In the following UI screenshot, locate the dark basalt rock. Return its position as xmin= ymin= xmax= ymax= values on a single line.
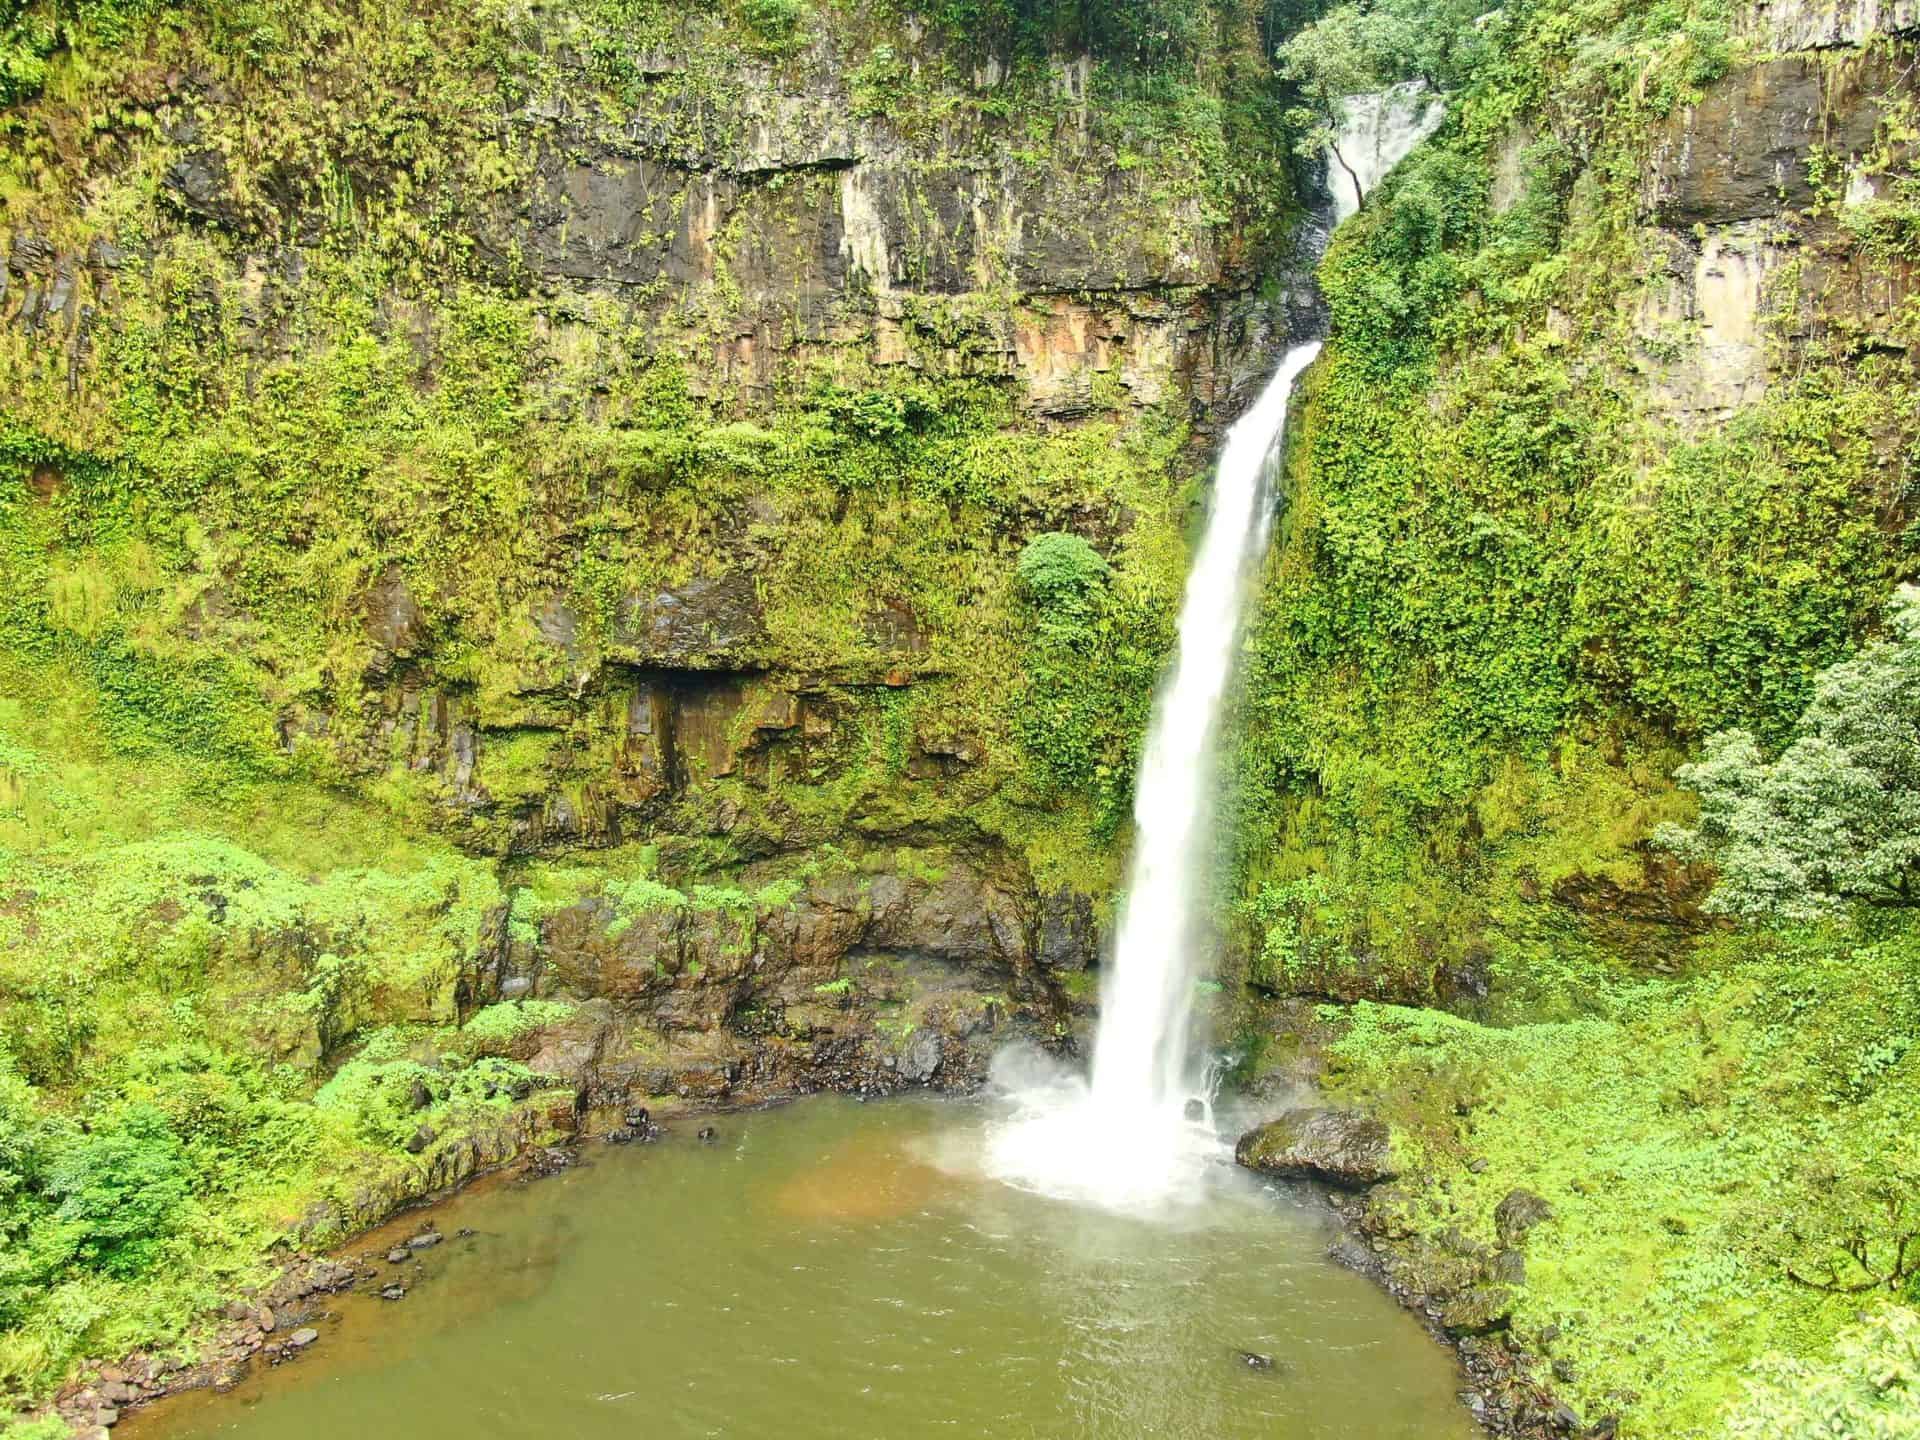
xmin=609 ymin=574 xmax=767 ymax=669
xmin=1035 ymin=889 xmax=1098 ymax=972
xmin=1441 ymin=1284 xmax=1515 ymax=1334
xmin=1646 ymin=52 xmax=1897 ymax=225
xmin=1487 ymin=1249 xmax=1528 ymax=1287
xmin=361 ymin=569 xmax=429 ymax=660
xmin=1495 ymin=1190 xmax=1555 ymax=1248
xmin=523 ymin=1146 xmax=576 ymax=1179
xmin=1234 ymin=1108 xmax=1399 ymax=1188
xmin=163 ymin=149 xmax=247 ymax=227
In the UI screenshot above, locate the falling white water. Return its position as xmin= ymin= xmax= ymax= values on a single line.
xmin=1327 ymin=81 xmax=1447 ymax=226
xmin=985 ymin=87 xmax=1444 ymax=1214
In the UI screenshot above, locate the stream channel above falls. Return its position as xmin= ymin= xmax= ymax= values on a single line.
xmin=125 ymin=1095 xmax=1477 ymax=1440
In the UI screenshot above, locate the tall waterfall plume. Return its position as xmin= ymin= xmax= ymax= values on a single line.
xmin=985 ymin=88 xmax=1443 ymax=1212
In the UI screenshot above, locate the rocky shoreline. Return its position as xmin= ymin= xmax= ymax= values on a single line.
xmin=1234 ymin=1104 xmax=1615 ymax=1440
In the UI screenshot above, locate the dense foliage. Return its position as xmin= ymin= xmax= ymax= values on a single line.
xmin=1222 ymin=0 xmax=1920 ymax=1431
xmin=4 ymin=0 xmax=1919 ymax=1432
xmin=1730 ymin=1307 xmax=1920 ymax=1440
xmin=0 ymin=0 xmax=1295 ymax=1414
xmin=1657 ymin=587 xmax=1920 ymax=921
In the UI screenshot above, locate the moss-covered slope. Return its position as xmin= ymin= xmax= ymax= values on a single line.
xmin=1224 ymin=1 xmax=1920 ymax=1434
xmin=0 ymin=0 xmax=1303 ymax=1414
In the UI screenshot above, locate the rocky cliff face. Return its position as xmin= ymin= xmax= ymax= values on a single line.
xmin=0 ymin=1 xmax=1300 ymax=1130
xmin=1634 ymin=42 xmax=1917 ymax=420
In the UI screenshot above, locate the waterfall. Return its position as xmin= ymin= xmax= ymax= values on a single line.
xmin=985 ymin=88 xmax=1443 ymax=1212
xmin=1326 ymin=81 xmax=1446 ymax=226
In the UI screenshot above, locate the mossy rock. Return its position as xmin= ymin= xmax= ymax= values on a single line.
xmin=1233 ymin=1107 xmax=1400 ymax=1188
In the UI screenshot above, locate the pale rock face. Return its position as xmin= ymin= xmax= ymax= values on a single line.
xmin=1488 ymin=126 xmax=1535 ymax=216
xmin=1629 ymin=42 xmax=1918 ymax=423
xmin=1633 ymin=223 xmax=1789 ymax=420
xmin=1738 ymin=0 xmax=1920 ymax=50
xmin=837 ymin=166 xmax=894 ymax=294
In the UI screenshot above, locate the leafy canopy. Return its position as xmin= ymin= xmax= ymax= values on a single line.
xmin=1016 ymin=532 xmax=1112 ymax=611
xmin=1658 ymin=586 xmax=1920 ymax=921
xmin=1728 ymin=1305 xmax=1920 ymax=1440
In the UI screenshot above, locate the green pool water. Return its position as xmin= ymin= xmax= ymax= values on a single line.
xmin=128 ymin=1096 xmax=1476 ymax=1440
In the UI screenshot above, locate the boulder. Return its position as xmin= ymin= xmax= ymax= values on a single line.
xmin=898 ymin=1028 xmax=944 ymax=1084
xmin=1234 ymin=1108 xmax=1399 ymax=1188
xmin=1440 ymin=1283 xmax=1514 ymax=1334
xmin=1495 ymin=1188 xmax=1555 ymax=1247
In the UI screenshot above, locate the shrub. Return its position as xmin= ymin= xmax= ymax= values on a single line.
xmin=1657 ymin=586 xmax=1920 ymax=921
xmin=1728 ymin=1305 xmax=1920 ymax=1439
xmin=43 ymin=1105 xmax=192 ymax=1279
xmin=1016 ymin=532 xmax=1111 ymax=611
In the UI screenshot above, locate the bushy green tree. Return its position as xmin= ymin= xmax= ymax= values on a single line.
xmin=1728 ymin=1305 xmax=1920 ymax=1439
xmin=1658 ymin=586 xmax=1920 ymax=921
xmin=1016 ymin=531 xmax=1112 ymax=611
xmin=0 ymin=1062 xmax=58 ymax=1328
xmin=43 ymin=1104 xmax=192 ymax=1278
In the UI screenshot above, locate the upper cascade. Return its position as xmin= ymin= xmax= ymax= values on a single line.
xmin=1327 ymin=81 xmax=1447 ymax=225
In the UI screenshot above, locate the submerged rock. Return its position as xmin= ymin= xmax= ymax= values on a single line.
xmin=1234 ymin=1108 xmax=1398 ymax=1188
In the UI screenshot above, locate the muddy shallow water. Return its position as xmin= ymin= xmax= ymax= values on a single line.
xmin=127 ymin=1096 xmax=1476 ymax=1440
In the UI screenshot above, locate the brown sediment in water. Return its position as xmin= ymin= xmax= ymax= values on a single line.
xmin=767 ymin=1129 xmax=945 ymax=1221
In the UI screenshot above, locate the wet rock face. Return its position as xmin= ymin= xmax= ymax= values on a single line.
xmin=531 ymin=858 xmax=1039 ymax=1007
xmin=1645 ymin=55 xmax=1891 ymax=225
xmin=363 ymin=569 xmax=430 ymax=660
xmin=609 ymin=575 xmax=767 ymax=670
xmin=1631 ymin=47 xmax=1919 ymax=425
xmin=1234 ymin=1108 xmax=1399 ymax=1188
xmin=1035 ymin=889 xmax=1099 ymax=971
xmin=485 ymin=855 xmax=1085 ymax=1112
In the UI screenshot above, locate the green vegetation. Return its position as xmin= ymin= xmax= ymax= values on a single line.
xmin=0 ymin=0 xmax=1302 ymax=1418
xmin=0 ymin=687 xmax=562 ymax=1405
xmin=1321 ymin=918 xmax=1920 ymax=1435
xmin=1731 ymin=1306 xmax=1920 ymax=1439
xmin=1656 ymin=587 xmax=1920 ymax=921
xmin=1224 ymin=0 xmax=1920 ymax=1432
xmin=3 ymin=0 xmax=1916 ymax=1432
